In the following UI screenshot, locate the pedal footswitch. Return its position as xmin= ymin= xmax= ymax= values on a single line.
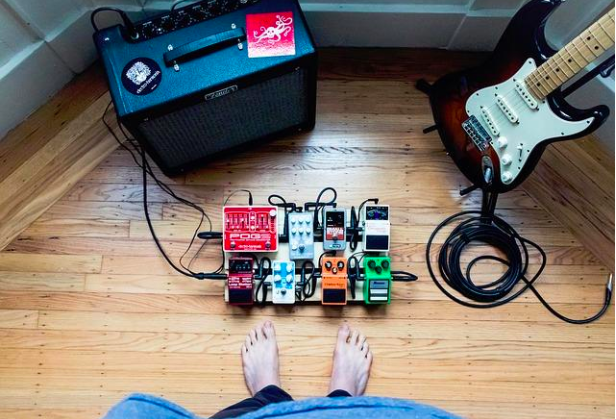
xmin=272 ymin=261 xmax=296 ymax=304
xmin=228 ymin=257 xmax=254 ymax=306
xmin=321 ymin=256 xmax=347 ymax=305
xmin=363 ymin=256 xmax=392 ymax=304
xmin=323 ymin=208 xmax=347 ymax=251
xmin=363 ymin=205 xmax=390 ymax=252
xmin=288 ymin=212 xmax=315 ymax=260
xmin=223 ymin=206 xmax=278 ymax=252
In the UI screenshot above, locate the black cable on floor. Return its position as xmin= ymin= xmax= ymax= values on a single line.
xmin=426 ymin=211 xmax=612 ymax=324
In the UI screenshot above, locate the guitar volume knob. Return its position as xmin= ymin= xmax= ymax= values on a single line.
xmin=502 ymin=171 xmax=513 ymax=183
xmin=497 ymin=137 xmax=508 ymax=149
xmin=501 ymin=155 xmax=512 ymax=166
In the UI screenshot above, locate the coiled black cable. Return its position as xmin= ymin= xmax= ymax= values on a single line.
xmin=426 ymin=211 xmax=612 ymax=324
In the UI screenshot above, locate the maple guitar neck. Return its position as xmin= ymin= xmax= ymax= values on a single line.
xmin=526 ymin=7 xmax=615 ymax=100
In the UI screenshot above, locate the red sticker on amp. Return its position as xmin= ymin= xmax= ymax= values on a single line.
xmin=246 ymin=12 xmax=295 ymax=58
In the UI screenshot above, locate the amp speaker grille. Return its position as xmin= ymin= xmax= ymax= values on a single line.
xmin=138 ymin=68 xmax=309 ymax=171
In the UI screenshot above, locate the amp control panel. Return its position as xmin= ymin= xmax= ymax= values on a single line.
xmin=133 ymin=0 xmax=261 ymax=42
xmin=223 ymin=206 xmax=278 ymax=252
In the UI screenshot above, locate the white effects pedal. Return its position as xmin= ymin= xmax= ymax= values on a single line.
xmin=288 ymin=212 xmax=315 ymax=260
xmin=272 ymin=261 xmax=296 ymax=304
xmin=363 ymin=205 xmax=390 ymax=252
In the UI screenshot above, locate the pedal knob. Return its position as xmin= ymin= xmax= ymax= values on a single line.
xmin=502 ymin=171 xmax=513 ymax=183
xmin=287 ymin=264 xmax=294 ymax=273
xmin=497 ymin=137 xmax=508 ymax=149
xmin=265 ymin=241 xmax=271 ymax=249
xmin=286 ymin=274 xmax=293 ymax=282
xmin=368 ymin=260 xmax=377 ymax=269
xmin=381 ymin=260 xmax=390 ymax=269
xmin=291 ymin=244 xmax=298 ymax=251
xmin=299 ymin=244 xmax=305 ymax=252
xmin=275 ymin=274 xmax=281 ymax=281
xmin=325 ymin=261 xmax=333 ymax=270
xmin=269 ymin=209 xmax=277 ymax=218
xmin=337 ymin=261 xmax=345 ymax=270
xmin=501 ymin=155 xmax=512 ymax=166
xmin=291 ymin=228 xmax=298 ymax=235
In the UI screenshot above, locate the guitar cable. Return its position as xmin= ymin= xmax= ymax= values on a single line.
xmin=426 ymin=211 xmax=612 ymax=324
xmin=102 ymin=102 xmax=226 ymax=281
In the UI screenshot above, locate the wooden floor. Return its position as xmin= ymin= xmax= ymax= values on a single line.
xmin=0 ymin=49 xmax=613 ymax=419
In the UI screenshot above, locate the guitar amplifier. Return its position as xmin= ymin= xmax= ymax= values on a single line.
xmin=94 ymin=0 xmax=317 ymax=175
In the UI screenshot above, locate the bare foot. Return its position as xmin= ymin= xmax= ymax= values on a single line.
xmin=241 ymin=321 xmax=281 ymax=396
xmin=328 ymin=324 xmax=373 ymax=396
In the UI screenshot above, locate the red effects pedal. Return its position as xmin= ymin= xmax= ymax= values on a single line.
xmin=223 ymin=206 xmax=279 ymax=252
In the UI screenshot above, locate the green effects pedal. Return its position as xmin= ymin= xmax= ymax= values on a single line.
xmin=363 ymin=257 xmax=392 ymax=304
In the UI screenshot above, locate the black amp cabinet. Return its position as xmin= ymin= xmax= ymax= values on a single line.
xmin=94 ymin=0 xmax=317 ymax=175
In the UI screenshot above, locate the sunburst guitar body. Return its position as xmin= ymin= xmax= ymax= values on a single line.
xmin=428 ymin=0 xmax=614 ymax=193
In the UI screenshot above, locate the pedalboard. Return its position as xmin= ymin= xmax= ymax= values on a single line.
xmin=223 ymin=206 xmax=278 ymax=252
xmin=272 ymin=261 xmax=296 ymax=304
xmin=228 ymin=257 xmax=254 ymax=306
xmin=323 ymin=208 xmax=347 ymax=251
xmin=219 ymin=191 xmax=413 ymax=306
xmin=363 ymin=205 xmax=391 ymax=252
xmin=363 ymin=256 xmax=392 ymax=304
xmin=288 ymin=212 xmax=315 ymax=260
xmin=321 ymin=256 xmax=348 ymax=305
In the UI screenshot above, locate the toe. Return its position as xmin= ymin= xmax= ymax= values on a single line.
xmin=359 ymin=334 xmax=367 ymax=350
xmin=337 ymin=324 xmax=350 ymax=344
xmin=350 ymin=329 xmax=360 ymax=346
xmin=245 ymin=335 xmax=252 ymax=348
xmin=258 ymin=323 xmax=268 ymax=340
xmin=250 ymin=328 xmax=258 ymax=343
xmin=367 ymin=351 xmax=373 ymax=364
xmin=241 ymin=344 xmax=248 ymax=355
xmin=361 ymin=342 xmax=369 ymax=355
xmin=264 ymin=321 xmax=275 ymax=339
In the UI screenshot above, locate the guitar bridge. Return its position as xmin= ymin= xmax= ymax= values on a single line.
xmin=462 ymin=115 xmax=491 ymax=152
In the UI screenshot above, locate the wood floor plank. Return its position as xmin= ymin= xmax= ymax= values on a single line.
xmin=0 ymin=254 xmax=102 ymax=274
xmin=35 ymin=310 xmax=614 ymax=344
xmin=2 ymin=348 xmax=612 ymax=385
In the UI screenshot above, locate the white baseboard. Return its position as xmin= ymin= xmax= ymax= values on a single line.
xmin=0 ymin=42 xmax=74 ymax=140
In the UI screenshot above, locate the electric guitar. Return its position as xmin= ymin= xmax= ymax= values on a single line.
xmin=428 ymin=0 xmax=614 ymax=193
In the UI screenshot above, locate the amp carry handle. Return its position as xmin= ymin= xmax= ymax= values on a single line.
xmin=163 ymin=27 xmax=246 ymax=66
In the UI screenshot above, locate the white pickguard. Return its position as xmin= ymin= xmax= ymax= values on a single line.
xmin=465 ymin=59 xmax=594 ymax=185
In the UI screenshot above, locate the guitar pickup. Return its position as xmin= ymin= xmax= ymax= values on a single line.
xmin=515 ymin=81 xmax=538 ymax=110
xmin=496 ymin=95 xmax=519 ymax=123
xmin=480 ymin=107 xmax=500 ymax=136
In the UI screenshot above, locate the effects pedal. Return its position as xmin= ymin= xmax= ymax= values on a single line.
xmin=223 ymin=206 xmax=278 ymax=252
xmin=363 ymin=205 xmax=390 ymax=252
xmin=363 ymin=256 xmax=392 ymax=305
xmin=321 ymin=256 xmax=347 ymax=305
xmin=228 ymin=257 xmax=254 ymax=306
xmin=288 ymin=212 xmax=315 ymax=260
xmin=272 ymin=261 xmax=296 ymax=304
xmin=323 ymin=208 xmax=347 ymax=251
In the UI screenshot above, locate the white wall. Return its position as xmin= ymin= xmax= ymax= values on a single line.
xmin=0 ymin=0 xmax=613 ymax=151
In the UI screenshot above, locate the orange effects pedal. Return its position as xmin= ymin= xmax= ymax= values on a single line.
xmin=321 ymin=256 xmax=348 ymax=305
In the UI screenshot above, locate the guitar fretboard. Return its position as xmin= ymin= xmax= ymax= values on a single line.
xmin=526 ymin=7 xmax=615 ymax=100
